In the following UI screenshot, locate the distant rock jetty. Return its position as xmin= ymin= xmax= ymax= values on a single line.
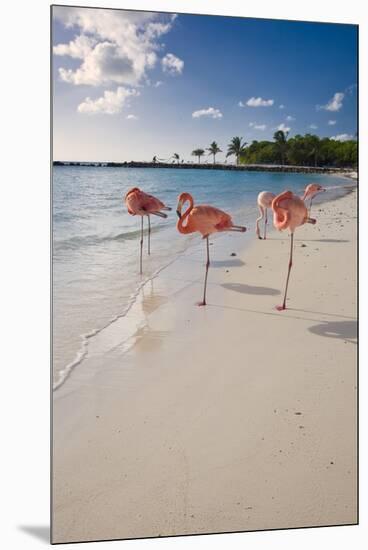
xmin=53 ymin=160 xmax=355 ymax=175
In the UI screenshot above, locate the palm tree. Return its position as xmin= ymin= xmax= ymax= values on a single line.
xmin=207 ymin=141 xmax=222 ymax=164
xmin=192 ymin=148 xmax=205 ymax=164
xmin=226 ymin=137 xmax=247 ymax=165
xmin=173 ymin=153 xmax=180 ymax=164
xmin=273 ymin=130 xmax=289 ymax=165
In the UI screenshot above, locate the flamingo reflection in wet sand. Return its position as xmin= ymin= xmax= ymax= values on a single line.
xmin=272 ymin=190 xmax=316 ymax=311
xmin=302 ymin=183 xmax=325 ymax=215
xmin=125 ymin=187 xmax=171 ymax=274
xmin=256 ymin=191 xmax=276 ymax=240
xmin=176 ymin=192 xmax=246 ymax=306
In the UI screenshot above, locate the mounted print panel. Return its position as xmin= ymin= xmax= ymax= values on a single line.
xmin=51 ymin=4 xmax=358 ymax=544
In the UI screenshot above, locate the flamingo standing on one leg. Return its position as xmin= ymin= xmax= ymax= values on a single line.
xmin=255 ymin=191 xmax=276 ymax=240
xmin=272 ymin=190 xmax=317 ymax=311
xmin=176 ymin=192 xmax=246 ymax=306
xmin=302 ymin=183 xmax=325 ymax=215
xmin=124 ymin=187 xmax=171 ymax=274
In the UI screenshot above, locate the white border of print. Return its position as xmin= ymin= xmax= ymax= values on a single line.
xmin=2 ymin=1 xmax=365 ymax=549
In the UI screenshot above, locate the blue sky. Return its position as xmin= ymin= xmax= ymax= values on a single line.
xmin=52 ymin=6 xmax=357 ymax=162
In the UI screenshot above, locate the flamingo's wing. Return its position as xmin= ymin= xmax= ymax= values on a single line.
xmin=140 ymin=193 xmax=165 ymax=212
xmin=190 ymin=205 xmax=232 ymax=234
xmin=125 ymin=190 xmax=145 ymax=214
xmin=214 ymin=211 xmax=233 ymax=231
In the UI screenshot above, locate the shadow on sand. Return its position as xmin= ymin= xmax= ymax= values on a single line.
xmin=212 ymin=259 xmax=245 ymax=268
xmin=308 ymin=320 xmax=357 ymax=342
xmin=299 ymin=238 xmax=349 ymax=243
xmin=18 ymin=525 xmax=50 ymax=543
xmin=266 ymin=237 xmax=349 ymax=244
xmin=222 ymin=282 xmax=280 ymax=296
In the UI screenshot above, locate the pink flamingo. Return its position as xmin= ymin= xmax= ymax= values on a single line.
xmin=255 ymin=191 xmax=276 ymax=240
xmin=176 ymin=192 xmax=246 ymax=306
xmin=272 ymin=190 xmax=316 ymax=311
xmin=125 ymin=187 xmax=171 ymax=274
xmin=302 ymin=183 xmax=325 ymax=215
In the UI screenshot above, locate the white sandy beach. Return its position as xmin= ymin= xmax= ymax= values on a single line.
xmin=52 ymin=189 xmax=357 ymax=543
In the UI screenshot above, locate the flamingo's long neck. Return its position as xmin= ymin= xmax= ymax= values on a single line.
xmin=177 ymin=196 xmax=194 ymax=234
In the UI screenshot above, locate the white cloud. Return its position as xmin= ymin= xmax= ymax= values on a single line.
xmin=192 ymin=107 xmax=223 ymax=119
xmin=53 ymin=6 xmax=179 ymax=87
xmin=238 ymin=101 xmax=245 ymax=107
xmin=77 ymin=86 xmax=139 ymax=115
xmin=331 ymin=133 xmax=354 ymax=142
xmin=53 ymin=35 xmax=96 ymax=59
xmin=286 ymin=115 xmax=295 ymax=121
xmin=309 ymin=124 xmax=318 ymax=129
xmin=279 ymin=104 xmax=285 ymax=109
xmin=328 ymin=120 xmax=337 ymax=125
xmin=153 ymin=80 xmax=163 ymax=87
xmin=161 ymin=53 xmax=184 ymax=75
xmin=317 ymin=92 xmax=344 ymax=112
xmin=277 ymin=123 xmax=290 ymax=133
xmin=126 ymin=114 xmax=138 ymax=120
xmin=249 ymin=122 xmax=266 ymax=130
xmin=246 ymin=97 xmax=274 ymax=107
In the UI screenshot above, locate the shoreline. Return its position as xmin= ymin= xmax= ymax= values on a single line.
xmin=53 ymin=189 xmax=357 ymax=543
xmin=53 ymin=161 xmax=357 ymax=177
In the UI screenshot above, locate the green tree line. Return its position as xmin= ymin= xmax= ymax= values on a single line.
xmin=190 ymin=132 xmax=357 ymax=168
xmin=239 ymin=131 xmax=357 ymax=168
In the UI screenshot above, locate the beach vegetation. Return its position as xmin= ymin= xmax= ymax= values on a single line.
xmin=192 ymin=148 xmax=205 ymax=163
xmin=226 ymin=137 xmax=248 ymax=165
xmin=207 ymin=141 xmax=222 ymax=164
xmin=273 ymin=130 xmax=289 ymax=165
xmin=239 ymin=133 xmax=357 ymax=168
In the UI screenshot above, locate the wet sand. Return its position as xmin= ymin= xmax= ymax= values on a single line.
xmin=52 ymin=189 xmax=357 ymax=543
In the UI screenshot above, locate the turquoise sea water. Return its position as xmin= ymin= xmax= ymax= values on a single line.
xmin=53 ymin=166 xmax=353 ymax=389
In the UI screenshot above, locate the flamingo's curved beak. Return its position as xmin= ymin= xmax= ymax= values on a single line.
xmin=176 ymin=209 xmax=181 ymax=219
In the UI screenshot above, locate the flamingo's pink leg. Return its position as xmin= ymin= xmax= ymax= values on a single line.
xmin=277 ymin=232 xmax=294 ymax=311
xmin=264 ymin=208 xmax=268 ymax=240
xmin=256 ymin=205 xmax=264 ymax=239
xmin=139 ymin=216 xmax=144 ymax=274
xmin=147 ymin=214 xmax=151 ymax=255
xmin=198 ymin=236 xmax=210 ymax=306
